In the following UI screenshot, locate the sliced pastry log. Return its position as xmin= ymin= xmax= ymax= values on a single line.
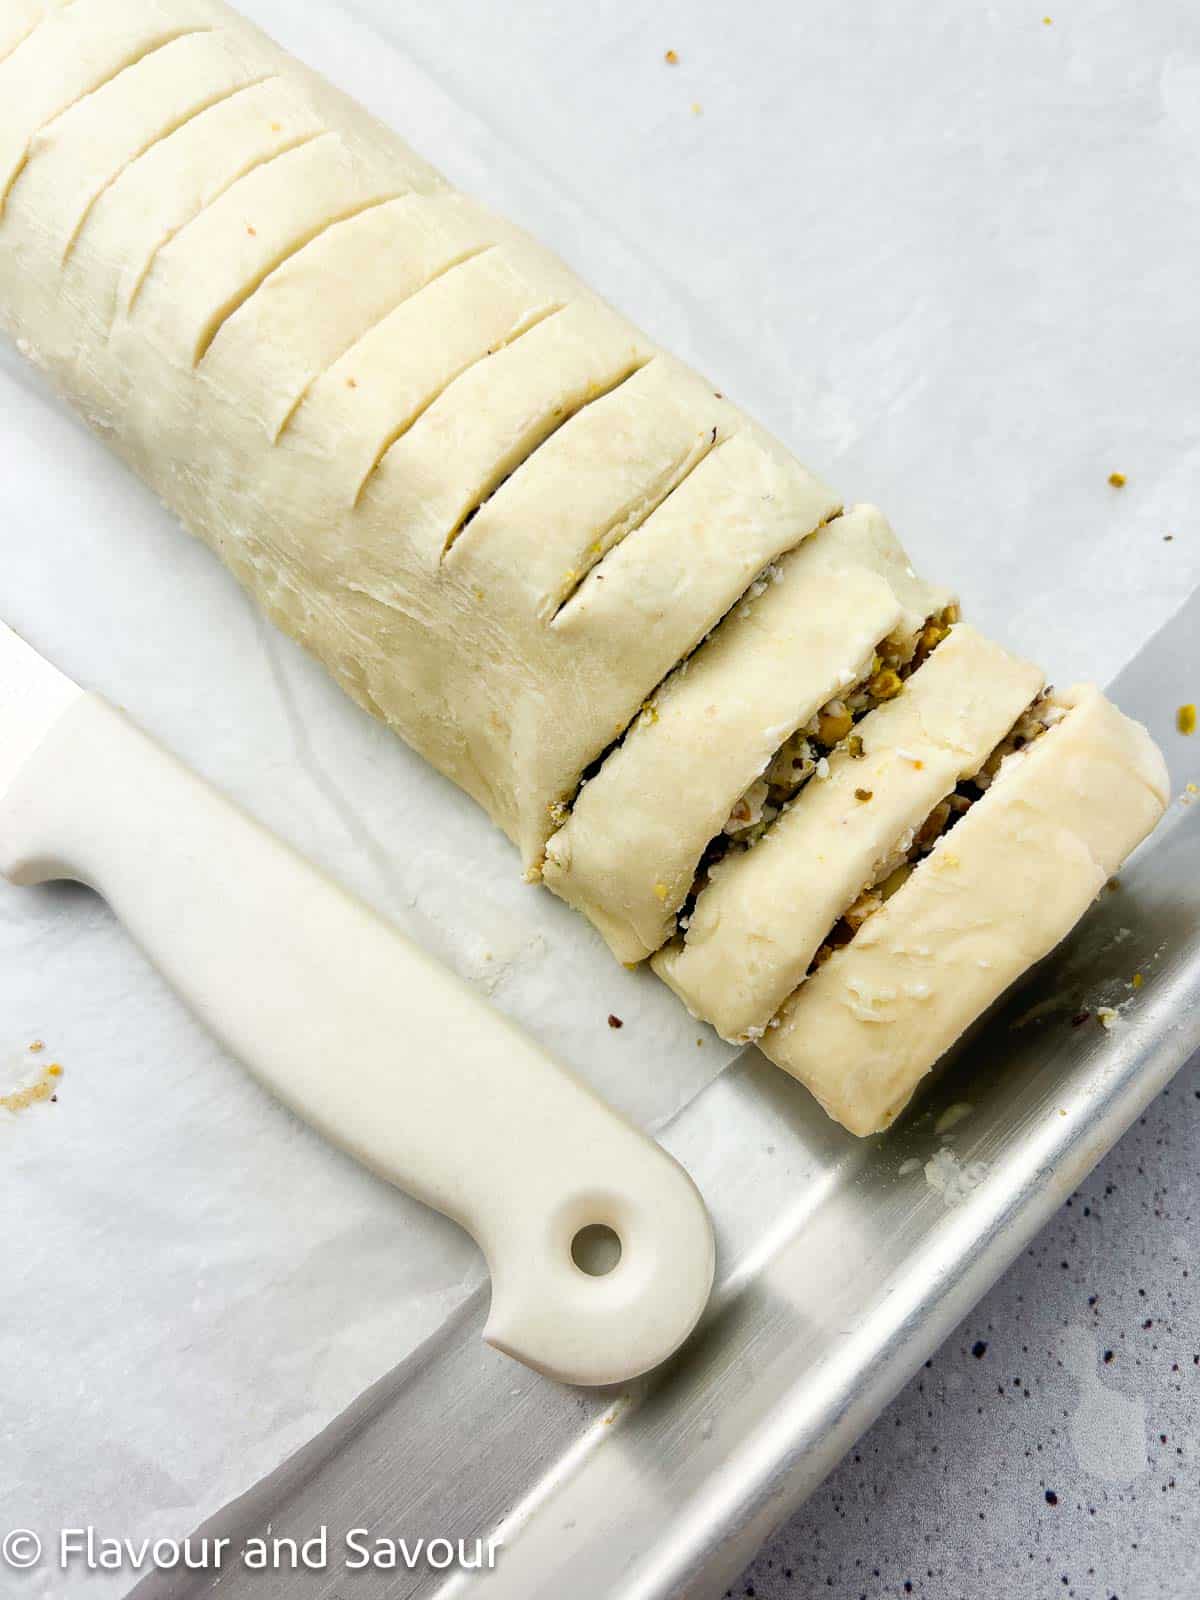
xmin=761 ymin=685 xmax=1169 ymax=1135
xmin=652 ymin=624 xmax=1045 ymax=1041
xmin=0 ymin=0 xmax=1170 ymax=1141
xmin=541 ymin=506 xmax=944 ymax=963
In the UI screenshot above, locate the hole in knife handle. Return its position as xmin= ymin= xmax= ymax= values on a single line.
xmin=571 ymin=1223 xmax=622 ymax=1277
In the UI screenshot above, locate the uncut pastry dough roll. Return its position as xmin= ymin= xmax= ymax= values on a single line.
xmin=762 ymin=686 xmax=1169 ymax=1135
xmin=0 ymin=0 xmax=1169 ymax=1135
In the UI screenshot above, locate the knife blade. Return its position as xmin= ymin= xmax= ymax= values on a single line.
xmin=0 ymin=618 xmax=81 ymax=793
xmin=0 ymin=619 xmax=714 ymax=1386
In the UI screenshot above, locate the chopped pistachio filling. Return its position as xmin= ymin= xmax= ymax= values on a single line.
xmin=660 ymin=607 xmax=965 ymax=938
xmin=558 ymin=560 xmax=803 ymax=826
xmin=672 ymin=607 xmax=962 ymax=929
xmin=721 ymin=603 xmax=960 ymax=851
xmin=967 ymin=691 xmax=1067 ymax=792
xmin=808 ymin=689 xmax=1061 ymax=972
xmin=671 ymin=609 xmax=962 ymax=934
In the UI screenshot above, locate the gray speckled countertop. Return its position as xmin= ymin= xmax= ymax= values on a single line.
xmin=737 ymin=1053 xmax=1200 ymax=1600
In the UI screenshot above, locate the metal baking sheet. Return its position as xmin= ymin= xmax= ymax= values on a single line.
xmin=138 ymin=591 xmax=1200 ymax=1600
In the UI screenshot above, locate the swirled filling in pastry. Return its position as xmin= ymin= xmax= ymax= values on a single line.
xmin=808 ymin=689 xmax=1063 ymax=973
xmin=670 ymin=604 xmax=960 ymax=936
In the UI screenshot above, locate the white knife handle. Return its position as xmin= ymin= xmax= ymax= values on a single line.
xmin=0 ymin=695 xmax=714 ymax=1386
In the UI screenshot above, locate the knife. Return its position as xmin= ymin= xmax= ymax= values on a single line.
xmin=0 ymin=619 xmax=714 ymax=1386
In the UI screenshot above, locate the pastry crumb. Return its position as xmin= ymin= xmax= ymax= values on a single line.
xmin=1108 ymin=470 xmax=1126 ymax=488
xmin=925 ymin=1148 xmax=988 ymax=1206
xmin=1 ymin=1046 xmax=64 ymax=1115
xmin=1097 ymin=1005 xmax=1120 ymax=1030
xmin=1177 ymin=703 xmax=1196 ymax=736
xmin=664 ymin=48 xmax=679 ymax=64
xmin=607 ymin=1013 xmax=623 ymax=1029
xmin=934 ymin=1101 xmax=973 ymax=1135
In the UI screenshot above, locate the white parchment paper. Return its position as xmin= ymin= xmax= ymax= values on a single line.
xmin=2 ymin=0 xmax=1197 ymax=1592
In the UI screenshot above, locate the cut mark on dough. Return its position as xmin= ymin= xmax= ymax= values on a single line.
xmin=0 ymin=11 xmax=42 ymax=70
xmin=543 ymin=487 xmax=845 ymax=855
xmin=1 ymin=26 xmax=213 ymax=211
xmin=123 ymin=124 xmax=325 ymax=315
xmin=443 ymin=358 xmax=651 ymax=560
xmin=549 ymin=421 xmax=722 ymax=621
xmin=552 ymin=429 xmax=742 ymax=629
xmin=274 ymin=239 xmax=500 ymax=443
xmin=1 ymin=0 xmax=89 ymax=75
xmin=194 ymin=189 xmax=406 ymax=366
xmin=62 ymin=68 xmax=276 ymax=266
xmin=352 ymin=297 xmax=568 ymax=507
xmin=546 ymin=462 xmax=773 ymax=776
